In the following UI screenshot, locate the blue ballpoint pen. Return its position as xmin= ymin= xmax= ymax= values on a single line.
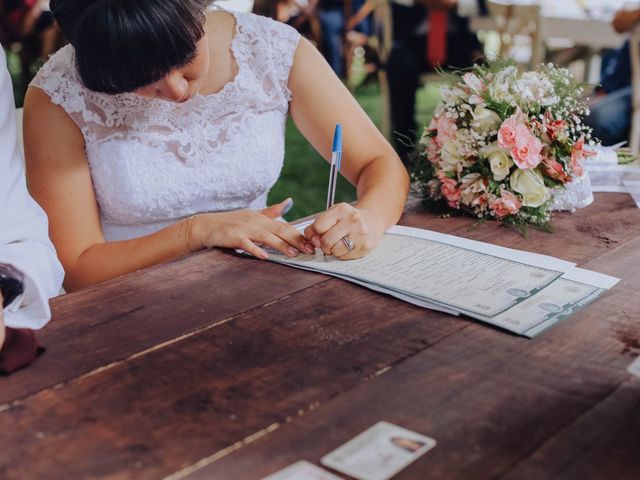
xmin=323 ymin=124 xmax=342 ymax=260
xmin=326 ymin=124 xmax=342 ymax=211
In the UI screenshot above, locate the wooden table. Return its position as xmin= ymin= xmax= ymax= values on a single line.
xmin=2 ymin=193 xmax=640 ymax=480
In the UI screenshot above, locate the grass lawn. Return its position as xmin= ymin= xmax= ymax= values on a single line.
xmin=6 ymin=49 xmax=442 ymax=220
xmin=272 ymin=81 xmax=442 ymax=220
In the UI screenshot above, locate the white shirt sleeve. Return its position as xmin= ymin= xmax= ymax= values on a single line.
xmin=0 ymin=48 xmax=64 ymax=330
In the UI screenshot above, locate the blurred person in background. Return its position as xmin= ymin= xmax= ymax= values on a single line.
xmin=387 ymin=0 xmax=486 ymax=165
xmin=0 ymin=0 xmax=62 ymax=87
xmin=318 ymin=0 xmax=373 ymax=78
xmin=252 ymin=0 xmax=322 ymax=46
xmin=585 ymin=5 xmax=640 ymax=146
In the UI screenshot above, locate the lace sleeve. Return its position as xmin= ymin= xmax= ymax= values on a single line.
xmin=30 ymin=46 xmax=105 ymax=140
xmin=237 ymin=13 xmax=301 ymax=102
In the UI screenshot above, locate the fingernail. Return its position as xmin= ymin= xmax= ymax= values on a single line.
xmin=311 ymin=235 xmax=321 ymax=248
xmin=287 ymin=247 xmax=299 ymax=257
xmin=281 ymin=198 xmax=294 ymax=215
xmin=304 ymin=244 xmax=315 ymax=254
xmin=259 ymin=251 xmax=269 ymax=260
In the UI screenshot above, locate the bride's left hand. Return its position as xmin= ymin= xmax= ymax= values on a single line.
xmin=303 ymin=203 xmax=385 ymax=260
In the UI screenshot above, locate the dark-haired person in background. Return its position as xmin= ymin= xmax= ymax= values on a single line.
xmin=0 ymin=47 xmax=63 ymax=373
xmin=24 ymin=0 xmax=409 ymax=291
xmin=388 ymin=0 xmax=486 ymax=164
xmin=585 ymin=6 xmax=640 ymax=146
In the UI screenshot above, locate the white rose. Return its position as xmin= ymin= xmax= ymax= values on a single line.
xmin=515 ymin=72 xmax=558 ymax=107
xmin=509 ymin=169 xmax=550 ymax=207
xmin=471 ymin=104 xmax=501 ymax=134
xmin=481 ymin=143 xmax=513 ymax=181
xmin=440 ymin=138 xmax=466 ymax=172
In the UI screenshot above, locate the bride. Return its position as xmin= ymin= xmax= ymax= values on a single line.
xmin=24 ymin=0 xmax=409 ymax=291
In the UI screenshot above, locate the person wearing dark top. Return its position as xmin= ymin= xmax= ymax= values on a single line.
xmin=585 ymin=7 xmax=640 ymax=146
xmin=387 ymin=0 xmax=486 ymax=164
xmin=318 ymin=0 xmax=372 ymax=78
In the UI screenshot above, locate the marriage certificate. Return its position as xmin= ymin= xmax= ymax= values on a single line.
xmin=261 ymin=224 xmax=617 ymax=337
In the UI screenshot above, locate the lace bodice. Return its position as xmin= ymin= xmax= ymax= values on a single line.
xmin=31 ymin=11 xmax=301 ymax=241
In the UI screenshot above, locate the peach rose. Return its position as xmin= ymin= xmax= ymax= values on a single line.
xmin=541 ymin=155 xmax=570 ymax=183
xmin=490 ymin=189 xmax=522 ymax=218
xmin=570 ymin=137 xmax=595 ymax=177
xmin=438 ymin=173 xmax=461 ymax=208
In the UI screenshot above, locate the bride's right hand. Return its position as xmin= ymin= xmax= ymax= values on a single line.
xmin=188 ymin=199 xmax=316 ymax=259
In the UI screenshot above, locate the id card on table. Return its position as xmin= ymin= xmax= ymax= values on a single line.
xmin=321 ymin=421 xmax=436 ymax=480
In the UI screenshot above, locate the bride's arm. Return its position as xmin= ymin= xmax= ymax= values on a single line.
xmin=288 ymin=38 xmax=410 ymax=259
xmin=24 ymin=88 xmax=313 ymax=292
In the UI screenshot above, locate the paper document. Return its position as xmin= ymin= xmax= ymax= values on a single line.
xmin=321 ymin=422 xmax=436 ymax=480
xmin=254 ymin=222 xmax=617 ymax=337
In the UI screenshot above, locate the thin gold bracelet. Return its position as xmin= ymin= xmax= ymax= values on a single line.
xmin=183 ymin=215 xmax=199 ymax=253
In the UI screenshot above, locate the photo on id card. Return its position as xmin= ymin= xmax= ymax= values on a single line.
xmin=321 ymin=421 xmax=436 ymax=480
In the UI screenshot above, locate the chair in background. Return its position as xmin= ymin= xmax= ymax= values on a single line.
xmin=485 ymin=0 xmax=542 ymax=68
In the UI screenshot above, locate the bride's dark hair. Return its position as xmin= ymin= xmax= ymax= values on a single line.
xmin=50 ymin=0 xmax=212 ymax=94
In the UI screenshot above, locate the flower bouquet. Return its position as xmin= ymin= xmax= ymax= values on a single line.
xmin=413 ymin=61 xmax=596 ymax=232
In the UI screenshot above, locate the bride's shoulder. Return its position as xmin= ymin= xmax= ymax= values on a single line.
xmin=30 ymin=44 xmax=86 ymax=102
xmin=37 ymin=44 xmax=76 ymax=78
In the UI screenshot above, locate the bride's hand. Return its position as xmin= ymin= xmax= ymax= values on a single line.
xmin=303 ymin=203 xmax=385 ymax=260
xmin=189 ymin=199 xmax=316 ymax=259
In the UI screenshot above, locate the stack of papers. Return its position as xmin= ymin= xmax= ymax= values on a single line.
xmin=261 ymin=222 xmax=618 ymax=338
xmin=584 ymin=146 xmax=640 ymax=207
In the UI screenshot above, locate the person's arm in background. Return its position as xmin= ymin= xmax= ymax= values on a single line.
xmin=0 ymin=47 xmax=64 ymax=347
xmin=613 ymin=7 xmax=640 ymax=34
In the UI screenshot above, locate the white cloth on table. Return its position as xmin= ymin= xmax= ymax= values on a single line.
xmin=30 ymin=10 xmax=301 ymax=242
xmin=0 ymin=48 xmax=64 ymax=329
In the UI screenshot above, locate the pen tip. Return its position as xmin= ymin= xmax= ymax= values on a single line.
xmin=332 ymin=124 xmax=342 ymax=153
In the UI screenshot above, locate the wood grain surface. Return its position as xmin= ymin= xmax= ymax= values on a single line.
xmin=1 ymin=193 xmax=639 ymax=480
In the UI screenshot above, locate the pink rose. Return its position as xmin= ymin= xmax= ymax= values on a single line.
xmin=435 ymin=115 xmax=457 ymax=146
xmin=498 ymin=116 xmax=518 ymax=149
xmin=426 ymin=139 xmax=441 ymax=165
xmin=490 ymin=189 xmax=522 ymax=218
xmin=511 ymin=124 xmax=543 ymax=169
xmin=498 ymin=109 xmax=530 ymax=149
xmin=438 ymin=173 xmax=461 ymax=208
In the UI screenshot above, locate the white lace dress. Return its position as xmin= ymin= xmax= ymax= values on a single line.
xmin=30 ymin=11 xmax=301 ymax=241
